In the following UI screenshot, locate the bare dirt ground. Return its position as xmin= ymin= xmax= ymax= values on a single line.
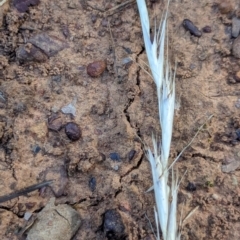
xmin=0 ymin=0 xmax=240 ymax=239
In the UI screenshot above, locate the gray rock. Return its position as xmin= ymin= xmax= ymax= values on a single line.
xmin=232 ymin=36 xmax=240 ymax=58
xmin=232 ymin=17 xmax=240 ymax=38
xmin=27 ymin=198 xmax=81 ymax=240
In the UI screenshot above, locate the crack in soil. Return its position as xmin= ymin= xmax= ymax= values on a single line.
xmin=123 ymin=47 xmax=144 ymax=139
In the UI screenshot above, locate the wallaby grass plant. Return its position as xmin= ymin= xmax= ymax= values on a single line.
xmin=136 ymin=0 xmax=179 ymax=239
xmin=136 ymin=1 xmax=214 ymax=239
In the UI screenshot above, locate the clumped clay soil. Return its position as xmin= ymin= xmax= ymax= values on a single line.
xmin=0 ymin=0 xmax=240 ymax=239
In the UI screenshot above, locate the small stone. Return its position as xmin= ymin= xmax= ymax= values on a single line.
xmin=24 ymin=211 xmax=32 ymax=221
xmin=218 ymin=1 xmax=233 ymax=14
xmin=65 ymin=122 xmax=81 ymax=141
xmin=87 ymin=60 xmax=106 ymax=77
xmin=104 ymin=209 xmax=125 ymax=239
xmin=32 ymin=145 xmax=41 ymax=156
xmin=236 ymin=129 xmax=240 ymax=140
xmin=113 ymin=165 xmax=119 ymax=171
xmin=48 ymin=114 xmax=63 ymax=131
xmin=27 ymin=198 xmax=81 ymax=240
xmin=222 ymin=157 xmax=240 ymax=173
xmin=128 ymin=150 xmax=136 ymax=161
xmin=186 ymin=182 xmax=196 ymax=191
xmin=202 ymin=26 xmax=212 ymax=33
xmin=91 ymin=14 xmax=97 ymax=24
xmin=61 ymin=102 xmax=76 ymax=116
xmin=28 ymin=33 xmax=68 ymax=57
xmin=232 ymin=17 xmax=240 ymax=38
xmin=212 ymin=193 xmax=221 ymax=201
xmin=233 ymin=36 xmax=240 ymax=58
xmin=16 ymin=43 xmax=48 ymax=63
xmin=110 ymin=152 xmax=120 ymax=161
xmin=235 ymin=99 xmax=240 ymax=108
xmin=182 ymin=19 xmax=202 ymax=37
xmin=89 ymin=176 xmax=96 ymax=192
xmin=13 ymin=0 xmax=40 ymax=13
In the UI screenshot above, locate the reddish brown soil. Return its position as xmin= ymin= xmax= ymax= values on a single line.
xmin=0 ymin=0 xmax=240 ymax=239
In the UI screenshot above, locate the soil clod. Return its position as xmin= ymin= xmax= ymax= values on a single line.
xmin=65 ymin=122 xmax=81 ymax=141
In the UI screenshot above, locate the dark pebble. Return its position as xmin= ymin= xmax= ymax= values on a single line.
xmin=32 ymin=145 xmax=41 ymax=155
xmin=62 ymin=25 xmax=70 ymax=38
xmin=65 ymin=122 xmax=81 ymax=141
xmin=87 ymin=60 xmax=106 ymax=77
xmin=98 ymin=30 xmax=106 ymax=37
xmin=102 ymin=18 xmax=108 ymax=27
xmin=128 ymin=150 xmax=136 ymax=161
xmin=89 ymin=176 xmax=96 ymax=192
xmin=110 ymin=152 xmax=120 ymax=161
xmin=186 ymin=182 xmax=196 ymax=191
xmin=183 ymin=19 xmax=202 ymax=37
xmin=236 ymin=129 xmax=240 ymax=140
xmin=28 ymin=33 xmax=68 ymax=57
xmin=13 ymin=0 xmax=40 ymax=13
xmin=16 ymin=43 xmax=48 ymax=63
xmin=104 ymin=209 xmax=125 ymax=240
xmin=48 ymin=114 xmax=63 ymax=132
xmin=91 ymin=14 xmax=97 ymax=24
xmin=202 ymin=26 xmax=212 ymax=33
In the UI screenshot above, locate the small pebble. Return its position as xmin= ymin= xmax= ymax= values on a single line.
xmin=233 ymin=36 xmax=240 ymax=58
xmin=61 ymin=102 xmax=76 ymax=117
xmin=16 ymin=43 xmax=48 ymax=63
xmin=62 ymin=25 xmax=70 ymax=38
xmin=122 ymin=57 xmax=133 ymax=68
xmin=91 ymin=14 xmax=97 ymax=24
xmin=48 ymin=114 xmax=63 ymax=131
xmin=13 ymin=0 xmax=40 ymax=13
xmin=32 ymin=145 xmax=41 ymax=156
xmin=113 ymin=165 xmax=119 ymax=171
xmin=222 ymin=159 xmax=240 ymax=173
xmin=128 ymin=150 xmax=136 ymax=161
xmin=202 ymin=26 xmax=212 ymax=33
xmin=236 ymin=129 xmax=240 ymax=140
xmin=235 ymin=99 xmax=240 ymax=108
xmin=232 ymin=17 xmax=240 ymax=38
xmin=110 ymin=152 xmax=120 ymax=161
xmin=101 ymin=18 xmax=108 ymax=27
xmin=89 ymin=176 xmax=96 ymax=192
xmin=24 ymin=211 xmax=32 ymax=221
xmin=28 ymin=33 xmax=68 ymax=57
xmin=65 ymin=122 xmax=81 ymax=141
xmin=104 ymin=209 xmax=125 ymax=239
xmin=87 ymin=60 xmax=106 ymax=77
xmin=186 ymin=182 xmax=196 ymax=191
xmin=182 ymin=19 xmax=202 ymax=37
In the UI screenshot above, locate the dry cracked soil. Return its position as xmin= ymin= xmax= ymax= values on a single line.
xmin=0 ymin=0 xmax=240 ymax=239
